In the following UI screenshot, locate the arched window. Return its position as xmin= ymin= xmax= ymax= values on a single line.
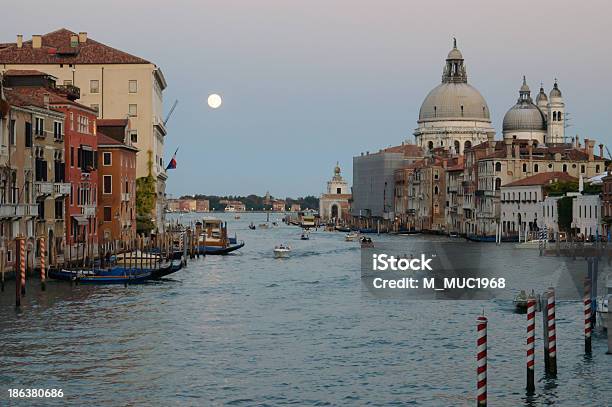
xmin=581 ymin=165 xmax=585 ymax=174
xmin=495 ymin=162 xmax=501 ymax=172
xmin=464 ymin=140 xmax=472 ymax=150
xmin=596 ymin=165 xmax=600 ymax=173
xmin=522 ymin=163 xmax=527 ymax=172
xmin=460 ymin=105 xmax=464 ymax=117
xmin=562 ymin=164 xmax=567 ymax=172
xmin=534 ymin=164 xmax=539 ymax=173
xmin=495 ymin=178 xmax=501 ymax=190
xmin=454 ymin=140 xmax=460 ymax=154
xmin=428 ymin=141 xmax=433 ymax=150
xmin=553 ymin=111 xmax=557 ymax=121
xmin=557 ymin=112 xmax=562 ymax=121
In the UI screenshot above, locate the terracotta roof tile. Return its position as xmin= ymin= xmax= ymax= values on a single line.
xmin=3 ymin=69 xmax=54 ymax=77
xmin=0 ymin=28 xmax=150 ymax=65
xmin=382 ymin=143 xmax=424 ymax=157
xmin=97 ymin=119 xmax=129 ymax=127
xmin=503 ymin=172 xmax=577 ymax=187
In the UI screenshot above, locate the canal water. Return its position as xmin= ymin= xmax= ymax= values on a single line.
xmin=0 ymin=212 xmax=610 ymax=406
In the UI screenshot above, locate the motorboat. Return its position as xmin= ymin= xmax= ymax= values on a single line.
xmin=360 ymin=236 xmax=374 ymax=248
xmin=274 ymin=244 xmax=291 ymax=258
xmin=259 ymin=223 xmax=270 ymax=229
xmin=195 ymin=218 xmax=245 ymax=255
xmin=345 ymin=232 xmax=359 ymax=241
xmin=248 ymin=223 xmax=256 ymax=230
xmin=513 ymin=290 xmax=528 ymax=313
xmin=300 ymin=232 xmax=310 ymax=240
xmin=514 ymin=239 xmax=547 ymax=249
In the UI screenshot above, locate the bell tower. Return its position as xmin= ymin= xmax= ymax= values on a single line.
xmin=547 ymin=80 xmax=565 ymax=144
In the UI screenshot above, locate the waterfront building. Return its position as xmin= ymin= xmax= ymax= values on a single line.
xmin=602 ymin=172 xmax=612 ymax=236
xmin=2 ymin=81 xmax=67 ymax=258
xmin=195 ymin=199 xmax=209 ymax=212
xmin=272 ymin=200 xmax=286 ymax=212
xmin=221 ymin=200 xmax=245 ymax=212
xmin=180 ymin=199 xmax=197 ymax=212
xmin=572 ymin=194 xmax=602 ymax=239
xmin=290 ymin=203 xmax=301 ymax=212
xmin=414 ymin=39 xmax=495 ymax=155
xmin=0 ymin=29 xmax=169 ymax=231
xmin=97 ymin=128 xmax=137 ymax=244
xmin=166 ymin=199 xmax=180 ymax=212
xmin=352 ymin=143 xmax=422 ymax=221
xmin=444 ymin=156 xmax=464 ymax=234
xmin=319 ymin=163 xmax=351 ymax=223
xmin=500 ymin=172 xmax=576 ymax=238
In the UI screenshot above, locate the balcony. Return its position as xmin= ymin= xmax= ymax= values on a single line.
xmin=34 ymin=181 xmax=54 ymax=196
xmin=54 ymin=182 xmax=71 ymax=195
xmin=121 ymin=193 xmax=131 ymax=202
xmin=80 ymin=205 xmax=96 ymax=217
xmin=0 ymin=204 xmax=17 ymax=218
xmin=1 ymin=204 xmax=39 ymax=218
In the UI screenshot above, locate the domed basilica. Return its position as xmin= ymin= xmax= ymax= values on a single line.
xmin=414 ymin=40 xmax=567 ymax=152
xmin=414 ymin=39 xmax=495 ymax=154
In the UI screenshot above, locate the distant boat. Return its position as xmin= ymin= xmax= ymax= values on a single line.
xmin=249 ymin=222 xmax=256 ymax=230
xmin=359 ymin=228 xmax=377 ymax=234
xmin=300 ymin=232 xmax=310 ymax=240
xmin=449 ymin=232 xmax=459 ymax=238
xmin=335 ymin=226 xmax=351 ymax=233
xmin=360 ymin=236 xmax=374 ymax=248
xmin=274 ymin=244 xmax=291 ymax=258
xmin=466 ymin=234 xmax=496 ymax=243
xmin=234 ymin=214 xmax=241 ymax=220
xmin=259 ymin=223 xmax=269 ymax=229
xmin=49 ymin=267 xmax=152 ymax=284
xmin=345 ymin=232 xmax=359 ymax=241
xmin=513 ymin=290 xmax=528 ymax=313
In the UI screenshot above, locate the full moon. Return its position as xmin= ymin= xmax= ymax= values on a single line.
xmin=207 ymin=93 xmax=222 ymax=109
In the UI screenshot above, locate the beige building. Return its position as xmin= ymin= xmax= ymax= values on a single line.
xmin=0 ymin=28 xmax=169 ymax=231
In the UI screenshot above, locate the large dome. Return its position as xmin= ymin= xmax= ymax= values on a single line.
xmin=502 ymin=78 xmax=546 ymax=132
xmin=418 ymin=82 xmax=491 ymax=122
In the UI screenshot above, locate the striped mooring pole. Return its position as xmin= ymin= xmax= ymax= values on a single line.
xmin=39 ymin=236 xmax=46 ymax=291
xmin=526 ymin=294 xmax=536 ymax=392
xmin=20 ymin=237 xmax=26 ymax=296
xmin=584 ymin=277 xmax=592 ymax=354
xmin=476 ymin=315 xmax=487 ymax=406
xmin=546 ymin=288 xmax=557 ymax=376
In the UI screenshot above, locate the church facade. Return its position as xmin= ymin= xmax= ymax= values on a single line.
xmin=319 ymin=163 xmax=351 ymax=223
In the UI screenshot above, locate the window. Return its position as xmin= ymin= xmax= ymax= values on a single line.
xmin=103 ymin=206 xmax=112 ymax=222
xmin=130 ymin=131 xmax=138 ymax=143
xmin=70 ymin=112 xmax=74 ymax=131
xmin=522 ymin=163 xmax=527 ymax=172
xmin=78 ymin=115 xmax=89 ymax=133
xmin=54 ymin=199 xmax=64 ymax=220
xmin=596 ymin=165 xmax=601 ymax=173
xmin=103 ymin=175 xmax=112 ymax=194
xmin=128 ymin=104 xmax=138 ymax=117
xmin=534 ymin=164 xmax=539 ymax=173
xmin=25 ymin=122 xmax=32 ymax=147
xmin=9 ymin=120 xmax=16 ymax=145
xmin=70 ymin=147 xmax=74 ymax=167
xmin=581 ymin=165 xmax=585 ymax=174
xmin=336 ymin=187 xmax=341 ymax=194
xmin=90 ymin=80 xmax=99 ymax=93
xmin=495 ymin=162 xmax=501 ymax=172
xmin=35 ymin=117 xmax=45 ymax=136
xmin=53 ymin=121 xmax=63 ymax=139
xmin=103 ymin=152 xmax=112 ymax=166
xmin=129 ymin=80 xmax=138 ymax=93
xmin=562 ymin=164 xmax=567 ymax=172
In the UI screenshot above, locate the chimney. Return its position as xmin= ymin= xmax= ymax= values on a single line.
xmin=16 ymin=34 xmax=23 ymax=48
xmin=583 ymin=138 xmax=590 ymax=153
xmin=599 ymin=144 xmax=604 ymax=158
xmin=575 ymin=135 xmax=579 ymax=149
xmin=70 ymin=34 xmax=79 ymax=47
xmin=43 ymin=93 xmax=50 ymax=108
xmin=504 ymin=138 xmax=512 ymax=158
xmin=32 ymin=35 xmax=42 ymax=49
xmin=78 ymin=32 xmax=87 ymax=43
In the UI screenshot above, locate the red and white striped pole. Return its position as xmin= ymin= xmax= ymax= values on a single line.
xmin=584 ymin=278 xmax=592 ymax=354
xmin=526 ymin=294 xmax=536 ymax=392
xmin=476 ymin=314 xmax=487 ymax=406
xmin=20 ymin=237 xmax=26 ymax=296
xmin=40 ymin=237 xmax=46 ymax=291
xmin=546 ymin=288 xmax=557 ymax=376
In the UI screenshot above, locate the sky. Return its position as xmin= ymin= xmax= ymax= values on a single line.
xmin=3 ymin=0 xmax=612 ymax=198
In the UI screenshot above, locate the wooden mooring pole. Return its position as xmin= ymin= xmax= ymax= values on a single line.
xmin=39 ymin=236 xmax=46 ymax=291
xmin=541 ymin=290 xmax=550 ymax=373
xmin=526 ymin=294 xmax=536 ymax=392
xmin=546 ymin=288 xmax=557 ymax=376
xmin=476 ymin=314 xmax=487 ymax=407
xmin=584 ymin=277 xmax=592 ymax=354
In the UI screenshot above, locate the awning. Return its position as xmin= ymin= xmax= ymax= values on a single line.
xmin=71 ymin=215 xmax=88 ymax=226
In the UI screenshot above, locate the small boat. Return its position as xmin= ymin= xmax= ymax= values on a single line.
xmin=234 ymin=215 xmax=241 ymax=220
xmin=360 ymin=236 xmax=374 ymax=248
xmin=49 ymin=267 xmax=152 ymax=284
xmin=274 ymin=244 xmax=291 ymax=258
xmin=150 ymin=260 xmax=184 ymax=279
xmin=249 ymin=222 xmax=256 ymax=230
xmin=259 ymin=223 xmax=270 ymax=229
xmin=359 ymin=228 xmax=377 ymax=234
xmin=514 ymin=239 xmax=547 ymax=249
xmin=513 ymin=290 xmax=528 ymax=313
xmin=195 ymin=218 xmax=245 ymax=255
xmin=300 ymin=232 xmax=310 ymax=240
xmin=345 ymin=232 xmax=359 ymax=241
xmin=335 ymin=226 xmax=351 ymax=233
xmin=396 ymin=229 xmax=421 ymax=235
xmin=596 ymin=296 xmax=609 ymax=330
xmin=466 ymin=234 xmax=496 ymax=243
xmin=449 ymin=232 xmax=459 ymax=238
xmin=272 ymin=221 xmax=278 ymax=226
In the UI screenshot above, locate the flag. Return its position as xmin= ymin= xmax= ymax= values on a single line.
xmin=166 ymin=147 xmax=179 ymax=170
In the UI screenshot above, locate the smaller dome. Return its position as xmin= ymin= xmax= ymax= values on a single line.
xmin=536 ymin=85 xmax=548 ymax=104
xmin=503 ymin=106 xmax=546 ymax=132
xmin=550 ymin=81 xmax=562 ymax=98
xmin=447 ymin=48 xmax=463 ymax=60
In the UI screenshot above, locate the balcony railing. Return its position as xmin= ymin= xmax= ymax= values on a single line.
xmin=1 ymin=203 xmax=39 ymax=218
xmin=54 ymin=182 xmax=71 ymax=195
xmin=80 ymin=205 xmax=96 ymax=217
xmin=34 ymin=182 xmax=54 ymax=196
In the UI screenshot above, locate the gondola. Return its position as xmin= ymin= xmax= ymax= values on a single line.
xmin=151 ymin=260 xmax=183 ymax=279
xmin=48 ymin=267 xmax=152 ymax=284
